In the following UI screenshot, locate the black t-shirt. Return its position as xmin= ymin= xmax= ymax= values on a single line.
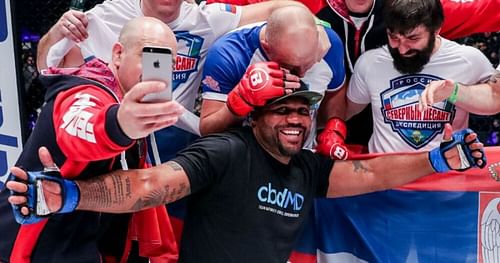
xmin=173 ymin=127 xmax=334 ymax=263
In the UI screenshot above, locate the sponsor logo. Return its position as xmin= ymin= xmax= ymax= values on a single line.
xmin=0 ymin=89 xmax=20 ymax=188
xmin=0 ymin=0 xmax=7 ymax=42
xmin=478 ymin=192 xmax=500 ymax=263
xmin=257 ymin=183 xmax=304 ymax=211
xmin=60 ymin=92 xmax=97 ymax=143
xmin=173 ymin=31 xmax=204 ymax=91
xmin=248 ymin=68 xmax=270 ymax=91
xmin=201 ymin=76 xmax=220 ymax=92
xmin=380 ymin=74 xmax=455 ymax=149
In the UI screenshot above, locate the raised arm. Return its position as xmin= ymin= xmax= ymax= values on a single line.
xmin=200 ymin=62 xmax=300 ymax=135
xmin=326 ymin=124 xmax=486 ymax=198
xmin=238 ymin=0 xmax=307 ymax=27
xmin=37 ymin=10 xmax=88 ymax=70
xmin=200 ymin=99 xmax=244 ymax=135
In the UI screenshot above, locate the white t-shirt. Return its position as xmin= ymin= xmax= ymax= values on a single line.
xmin=47 ymin=0 xmax=242 ymax=135
xmin=46 ymin=0 xmax=242 ymax=163
xmin=348 ymin=37 xmax=496 ymax=153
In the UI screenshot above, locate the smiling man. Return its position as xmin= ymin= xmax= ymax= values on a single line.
xmin=7 ymin=84 xmax=488 ymax=262
xmin=345 ymin=0 xmax=497 ymax=153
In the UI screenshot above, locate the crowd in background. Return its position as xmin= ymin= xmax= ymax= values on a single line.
xmin=21 ymin=30 xmax=500 ymax=145
xmin=452 ymin=32 xmax=500 ymax=145
xmin=4 ymin=0 xmax=500 ymax=262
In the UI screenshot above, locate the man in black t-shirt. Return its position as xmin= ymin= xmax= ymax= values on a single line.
xmin=8 ymin=87 xmax=486 ymax=262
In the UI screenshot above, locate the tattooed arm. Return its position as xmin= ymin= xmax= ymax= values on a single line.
xmin=76 ymin=161 xmax=190 ymax=213
xmin=326 ymin=152 xmax=434 ymax=198
xmin=326 ymin=123 xmax=485 ymax=198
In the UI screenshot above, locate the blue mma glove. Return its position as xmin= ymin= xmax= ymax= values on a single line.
xmin=429 ymin=128 xmax=487 ymax=173
xmin=9 ymin=170 xmax=80 ymax=224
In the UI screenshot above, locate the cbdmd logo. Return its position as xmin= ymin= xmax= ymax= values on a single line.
xmin=257 ymin=183 xmax=304 ymax=211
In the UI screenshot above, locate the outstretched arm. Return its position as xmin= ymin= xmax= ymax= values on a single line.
xmin=76 ymin=161 xmax=190 ymax=213
xmin=326 ymin=124 xmax=485 ymax=197
xmin=8 ymin=147 xmax=191 ymax=216
xmin=419 ymin=72 xmax=500 ymax=115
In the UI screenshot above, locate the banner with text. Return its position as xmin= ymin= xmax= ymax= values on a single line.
xmin=0 ymin=0 xmax=23 ymax=190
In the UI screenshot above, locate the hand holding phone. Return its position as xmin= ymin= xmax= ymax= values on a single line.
xmin=141 ymin=46 xmax=173 ymax=102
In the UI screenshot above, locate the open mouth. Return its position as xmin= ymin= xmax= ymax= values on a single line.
xmin=279 ymin=128 xmax=304 ymax=144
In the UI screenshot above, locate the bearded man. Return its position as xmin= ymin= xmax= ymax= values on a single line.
xmin=345 ymin=0 xmax=497 ymax=153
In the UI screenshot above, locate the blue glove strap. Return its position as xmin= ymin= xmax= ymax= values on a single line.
xmin=10 ymin=170 xmax=80 ymax=225
xmin=429 ymin=128 xmax=487 ymax=173
xmin=59 ymin=179 xmax=80 ymax=213
xmin=429 ymin=147 xmax=450 ymax=173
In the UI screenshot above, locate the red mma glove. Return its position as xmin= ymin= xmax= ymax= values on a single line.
xmin=227 ymin=62 xmax=285 ymax=116
xmin=316 ymin=118 xmax=350 ymax=160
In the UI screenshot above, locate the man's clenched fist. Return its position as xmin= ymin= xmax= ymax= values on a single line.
xmin=316 ymin=118 xmax=350 ymax=160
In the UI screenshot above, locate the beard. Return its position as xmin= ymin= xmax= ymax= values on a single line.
xmin=389 ymin=34 xmax=436 ymax=74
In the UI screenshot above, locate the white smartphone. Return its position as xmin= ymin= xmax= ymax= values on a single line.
xmin=141 ymin=46 xmax=173 ymax=102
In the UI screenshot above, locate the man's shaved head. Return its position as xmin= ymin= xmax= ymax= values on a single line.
xmin=118 ymin=16 xmax=176 ymax=54
xmin=263 ymin=6 xmax=319 ymax=77
xmin=111 ymin=16 xmax=177 ymax=94
xmin=265 ymin=5 xmax=317 ymax=49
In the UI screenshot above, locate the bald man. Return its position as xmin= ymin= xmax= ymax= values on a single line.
xmin=200 ymin=5 xmax=347 ymax=154
xmin=0 ymin=17 xmax=183 ymax=262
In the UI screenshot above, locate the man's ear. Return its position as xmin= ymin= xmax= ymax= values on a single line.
xmin=434 ymin=27 xmax=441 ymax=37
xmin=260 ymin=38 xmax=270 ymax=54
xmin=111 ymin=42 xmax=124 ymax=69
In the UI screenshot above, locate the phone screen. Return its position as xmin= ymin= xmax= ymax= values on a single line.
xmin=142 ymin=46 xmax=173 ymax=102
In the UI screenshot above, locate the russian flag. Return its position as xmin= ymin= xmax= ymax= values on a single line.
xmin=291 ymin=147 xmax=500 ymax=263
xmin=383 ymin=98 xmax=392 ymax=110
xmin=220 ymin=4 xmax=237 ymax=14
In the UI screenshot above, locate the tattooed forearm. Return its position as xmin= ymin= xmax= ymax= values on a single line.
xmin=166 ymin=161 xmax=183 ymax=171
xmin=79 ymin=172 xmax=127 ymax=210
xmin=129 ymin=182 xmax=191 ymax=211
xmin=77 ymin=163 xmax=191 ymax=213
xmin=130 ymin=188 xmax=165 ymax=211
xmin=352 ymin=160 xmax=369 ymax=174
xmin=111 ymin=174 xmax=126 ymax=203
xmin=165 ymin=182 xmax=189 ymax=203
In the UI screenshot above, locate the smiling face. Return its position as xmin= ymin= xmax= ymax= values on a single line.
xmin=251 ymin=97 xmax=312 ymax=163
xmin=387 ymin=25 xmax=437 ymax=74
